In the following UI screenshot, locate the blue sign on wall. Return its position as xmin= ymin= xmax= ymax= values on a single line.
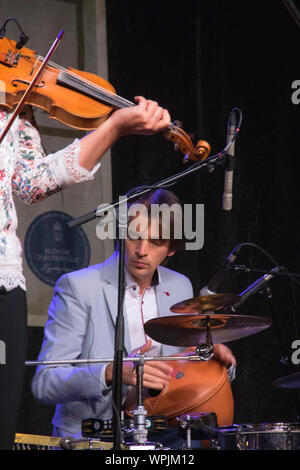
xmin=25 ymin=211 xmax=91 ymax=286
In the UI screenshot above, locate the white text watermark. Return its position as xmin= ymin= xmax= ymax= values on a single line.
xmin=96 ymin=198 xmax=204 ymax=251
xmin=291 ymin=80 xmax=300 ymax=104
xmin=0 ymin=340 xmax=6 ymax=365
xmin=291 ymin=339 xmax=300 ymax=365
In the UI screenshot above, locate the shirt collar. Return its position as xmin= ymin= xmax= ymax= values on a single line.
xmin=125 ymin=267 xmax=161 ymax=289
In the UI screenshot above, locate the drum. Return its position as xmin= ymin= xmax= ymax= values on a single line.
xmin=125 ymin=358 xmax=234 ymax=428
xmin=212 ymin=423 xmax=300 ymax=450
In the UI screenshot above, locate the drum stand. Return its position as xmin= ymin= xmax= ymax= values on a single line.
xmin=129 ymin=352 xmax=154 ymax=448
xmin=128 ymin=326 xmax=215 ymax=449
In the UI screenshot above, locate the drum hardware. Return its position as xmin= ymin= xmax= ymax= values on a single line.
xmin=195 ymin=315 xmax=215 ymax=361
xmin=125 ymin=351 xmax=198 ymax=449
xmin=177 ymin=412 xmax=218 ymax=449
xmin=60 ymin=436 xmax=98 ymax=451
xmin=25 ymin=354 xmax=203 ymax=367
xmin=82 ymin=418 xmax=114 ymax=437
xmin=131 ymin=351 xmax=152 ymax=447
xmin=181 ymin=415 xmax=191 ymax=449
xmin=209 ymin=425 xmax=239 ymax=450
xmin=82 ymin=415 xmax=168 ymax=439
xmin=26 ymin=354 xmax=199 ymax=450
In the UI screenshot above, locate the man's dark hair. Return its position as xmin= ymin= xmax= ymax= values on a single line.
xmin=126 ymin=188 xmax=185 ymax=253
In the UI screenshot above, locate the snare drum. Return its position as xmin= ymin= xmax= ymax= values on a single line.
xmin=213 ymin=423 xmax=300 ymax=450
xmin=236 ymin=423 xmax=300 ymax=450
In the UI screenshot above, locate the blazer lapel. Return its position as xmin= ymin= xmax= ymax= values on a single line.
xmin=102 ymin=252 xmax=132 ymax=355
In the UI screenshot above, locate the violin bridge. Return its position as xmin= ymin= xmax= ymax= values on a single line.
xmin=30 ymin=57 xmax=40 ymax=76
xmin=0 ymin=49 xmax=20 ymax=67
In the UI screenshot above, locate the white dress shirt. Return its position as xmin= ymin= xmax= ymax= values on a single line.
xmin=124 ymin=268 xmax=162 ymax=356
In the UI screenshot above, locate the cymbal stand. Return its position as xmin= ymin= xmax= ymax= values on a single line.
xmin=132 ymin=352 xmax=149 ymax=446
xmin=183 ymin=415 xmax=192 ymax=450
xmin=196 ymin=315 xmax=215 ymax=361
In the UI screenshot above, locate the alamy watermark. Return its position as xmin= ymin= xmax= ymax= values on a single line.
xmin=0 ymin=340 xmax=6 ymax=365
xmin=96 ymin=197 xmax=204 ymax=251
xmin=291 ymin=80 xmax=300 ymax=104
xmin=291 ymin=339 xmax=300 ymax=365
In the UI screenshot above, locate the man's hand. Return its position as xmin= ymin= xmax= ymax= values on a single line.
xmin=182 ymin=343 xmax=237 ymax=368
xmin=105 ymin=340 xmax=173 ymax=390
xmin=213 ymin=343 xmax=236 ymax=368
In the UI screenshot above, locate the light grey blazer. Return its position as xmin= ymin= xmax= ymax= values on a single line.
xmin=31 ymin=252 xmax=193 ymax=437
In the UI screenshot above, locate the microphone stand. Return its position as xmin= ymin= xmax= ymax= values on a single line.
xmin=67 ymin=145 xmax=227 ymax=451
xmin=112 ymin=233 xmax=126 ymax=450
xmin=67 ymin=151 xmax=225 ymax=230
xmin=233 ymin=265 xmax=300 ymax=279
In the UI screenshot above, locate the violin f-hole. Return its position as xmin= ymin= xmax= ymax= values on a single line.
xmin=11 ymin=78 xmax=45 ymax=88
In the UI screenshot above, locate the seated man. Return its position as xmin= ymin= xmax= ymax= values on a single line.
xmin=31 ymin=188 xmax=236 ymax=445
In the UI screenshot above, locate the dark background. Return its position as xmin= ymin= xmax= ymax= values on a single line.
xmin=18 ymin=0 xmax=300 ymax=435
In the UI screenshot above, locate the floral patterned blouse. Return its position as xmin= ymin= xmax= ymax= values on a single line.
xmin=0 ymin=106 xmax=99 ymax=292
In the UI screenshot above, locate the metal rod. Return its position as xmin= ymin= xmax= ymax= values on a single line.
xmin=25 ymin=354 xmax=203 ymax=366
xmin=67 ymin=152 xmax=224 ymax=229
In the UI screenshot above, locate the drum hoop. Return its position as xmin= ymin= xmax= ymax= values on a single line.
xmin=236 ymin=422 xmax=300 ymax=434
xmin=218 ymin=422 xmax=300 ymax=435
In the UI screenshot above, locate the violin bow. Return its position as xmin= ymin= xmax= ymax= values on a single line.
xmin=0 ymin=29 xmax=64 ymax=145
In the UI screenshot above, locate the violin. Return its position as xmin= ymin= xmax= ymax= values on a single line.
xmin=0 ymin=35 xmax=210 ymax=162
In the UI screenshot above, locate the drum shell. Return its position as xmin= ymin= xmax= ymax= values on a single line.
xmin=126 ymin=358 xmax=234 ymax=427
xmin=214 ymin=423 xmax=300 ymax=450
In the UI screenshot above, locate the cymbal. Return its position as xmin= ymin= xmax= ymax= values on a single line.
xmin=273 ymin=372 xmax=300 ymax=389
xmin=170 ymin=294 xmax=241 ymax=314
xmin=144 ymin=313 xmax=272 ymax=346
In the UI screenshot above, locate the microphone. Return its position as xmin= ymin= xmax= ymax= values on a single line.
xmin=15 ymin=30 xmax=30 ymax=50
xmin=229 ymin=266 xmax=281 ymax=311
xmin=0 ymin=18 xmax=30 ymax=49
xmin=200 ymin=244 xmax=243 ymax=296
xmin=222 ymin=111 xmax=237 ymax=211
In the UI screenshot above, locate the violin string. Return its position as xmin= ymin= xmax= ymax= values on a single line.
xmin=47 ymin=58 xmax=133 ymax=108
xmin=36 ymin=55 xmax=134 ymax=109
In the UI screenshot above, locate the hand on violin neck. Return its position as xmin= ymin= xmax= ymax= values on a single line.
xmin=78 ymin=96 xmax=170 ymax=171
xmin=110 ymin=96 xmax=171 ymax=137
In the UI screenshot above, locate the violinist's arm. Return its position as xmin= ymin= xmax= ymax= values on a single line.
xmin=12 ymin=98 xmax=170 ymax=205
xmin=79 ymin=96 xmax=171 ymax=171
